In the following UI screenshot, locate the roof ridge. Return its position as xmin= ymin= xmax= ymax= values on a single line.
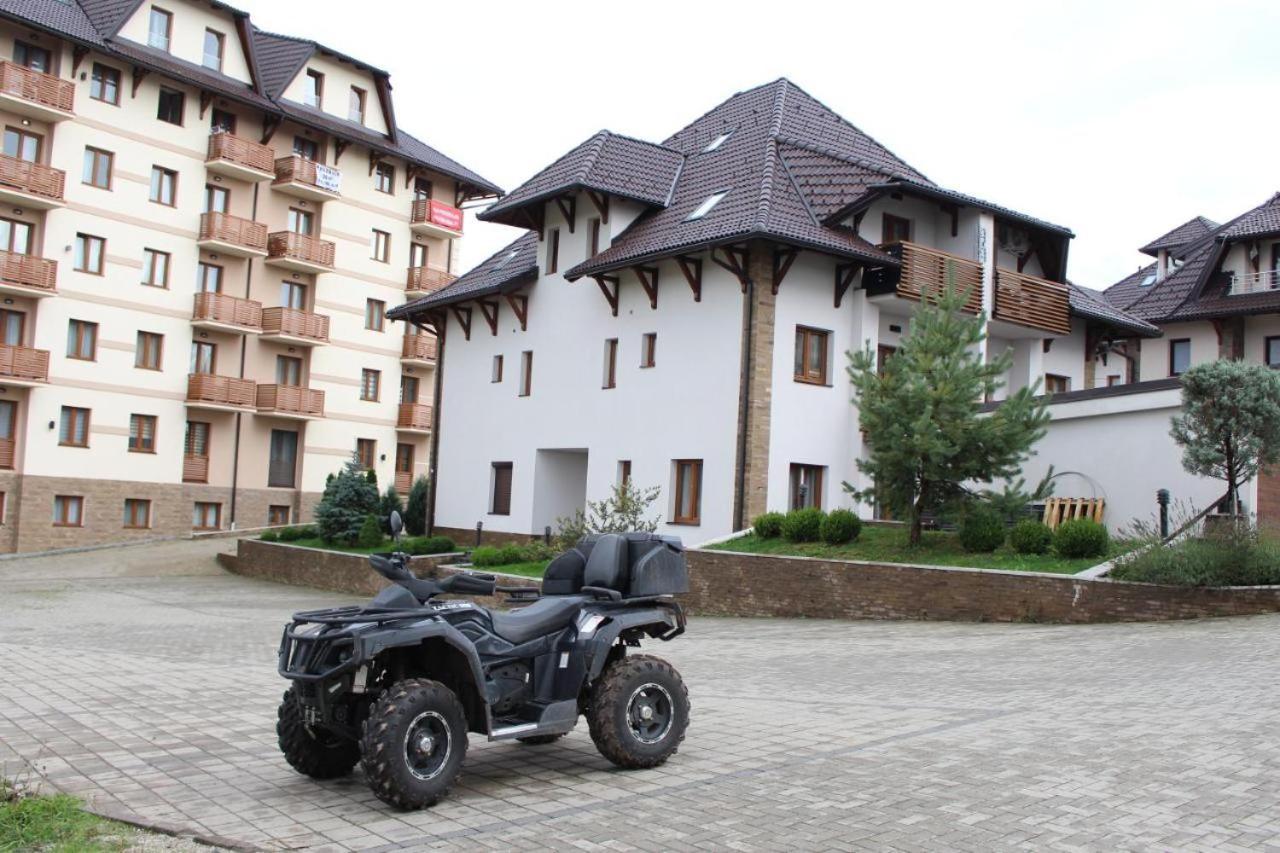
xmin=753 ymin=80 xmax=790 ymax=232
xmin=575 ymin=130 xmax=613 ymax=185
xmin=775 ymin=144 xmax=823 ymax=229
xmin=773 ymin=136 xmax=916 ymax=182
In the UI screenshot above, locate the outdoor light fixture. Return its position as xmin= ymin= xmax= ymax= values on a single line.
xmin=47 ymin=421 xmax=55 ymax=430
xmin=20 ymin=119 xmax=30 ymax=126
xmin=2 ymin=299 xmax=12 ymax=305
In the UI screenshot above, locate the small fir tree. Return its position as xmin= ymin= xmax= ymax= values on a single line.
xmin=554 ymin=480 xmax=661 ymax=548
xmin=379 ymin=484 xmax=404 ymax=534
xmin=405 ymin=476 xmax=430 ymax=536
xmin=315 ymin=454 xmax=381 ymax=544
xmin=845 ymin=285 xmax=1050 ymax=545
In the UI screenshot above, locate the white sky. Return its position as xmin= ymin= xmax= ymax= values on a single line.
xmin=237 ymin=0 xmax=1280 ymax=290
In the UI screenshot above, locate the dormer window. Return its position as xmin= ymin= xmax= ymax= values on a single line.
xmin=882 ymin=213 xmax=912 ymax=244
xmin=349 ymin=87 xmax=366 ymax=124
xmin=704 ymin=130 xmax=733 ymax=152
xmin=202 ymin=29 xmax=224 ymax=71
xmin=148 ymin=7 xmax=172 ymax=52
xmin=305 ymin=70 xmax=324 ymax=108
xmin=687 ymin=190 xmax=729 ymax=221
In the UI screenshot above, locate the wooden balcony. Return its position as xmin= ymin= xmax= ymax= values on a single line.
xmin=183 ymin=454 xmax=210 ymax=484
xmin=406 ymin=265 xmax=457 ymax=294
xmin=198 ymin=212 xmax=268 ymax=258
xmin=0 ymin=61 xmax=74 ymax=122
xmin=869 ymin=242 xmax=983 ymax=314
xmin=401 ymin=334 xmax=437 ymax=365
xmin=394 ymin=471 xmax=413 ymax=494
xmin=0 ymin=436 xmax=13 ymax=469
xmin=192 ymin=292 xmax=263 ymax=335
xmin=0 ymin=343 xmax=49 ymax=387
xmin=0 ymin=153 xmax=65 ymax=209
xmin=396 ymin=402 xmax=432 ymax=434
xmin=993 ymin=269 xmax=1071 ymax=336
xmin=206 ymin=132 xmax=275 ymax=181
xmin=0 ymin=250 xmax=56 ymax=297
xmin=186 ymin=373 xmax=256 ymax=412
xmin=272 ymin=155 xmax=341 ymax=202
xmin=261 ymin=306 xmax=329 ymax=346
xmin=257 ymin=384 xmax=324 ymax=419
xmin=265 ymin=231 xmax=334 ymax=274
xmin=410 ymin=199 xmax=464 ymax=239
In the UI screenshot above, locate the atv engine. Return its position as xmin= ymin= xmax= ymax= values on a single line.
xmin=488 ymin=662 xmax=532 ymax=715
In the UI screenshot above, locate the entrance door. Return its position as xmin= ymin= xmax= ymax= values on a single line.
xmin=190 ymin=340 xmax=216 ymax=374
xmin=409 ymin=242 xmax=428 ymax=269
xmin=400 ymin=375 xmax=419 ymax=404
xmin=0 ymin=399 xmax=15 ymax=469
xmin=268 ymin=429 xmax=298 ymax=488
xmin=394 ymin=443 xmax=414 ymax=493
xmin=280 ymin=281 xmax=307 ymax=309
xmin=276 ymin=355 xmax=302 ymax=386
xmin=0 ymin=310 xmax=24 ymax=345
xmin=14 ymin=41 xmax=52 ymax=73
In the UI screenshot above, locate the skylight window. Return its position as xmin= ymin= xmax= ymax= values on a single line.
xmin=687 ymin=190 xmax=729 ymax=221
xmin=704 ymin=130 xmax=733 ymax=153
xmin=1140 ymin=274 xmax=1157 ymax=287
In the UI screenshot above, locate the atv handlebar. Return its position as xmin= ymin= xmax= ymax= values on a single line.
xmin=368 ymin=552 xmax=504 ymax=602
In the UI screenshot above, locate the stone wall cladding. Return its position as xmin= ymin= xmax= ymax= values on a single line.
xmin=432 ymin=526 xmax=540 ymax=547
xmin=740 ymin=242 xmax=777 ymax=524
xmin=1258 ymin=466 xmax=1280 ymax=531
xmin=684 ymin=548 xmax=1280 ymax=623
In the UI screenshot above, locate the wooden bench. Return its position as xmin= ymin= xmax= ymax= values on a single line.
xmin=1042 ymin=497 xmax=1105 ymax=530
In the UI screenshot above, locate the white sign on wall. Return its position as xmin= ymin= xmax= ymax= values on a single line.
xmin=315 ymin=164 xmax=341 ymax=193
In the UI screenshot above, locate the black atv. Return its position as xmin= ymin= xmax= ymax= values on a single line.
xmin=275 ymin=513 xmax=690 ymax=810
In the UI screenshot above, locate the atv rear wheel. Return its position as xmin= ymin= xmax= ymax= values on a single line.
xmin=360 ymin=678 xmax=467 ymax=810
xmin=516 ymin=733 xmax=565 ymax=746
xmin=277 ymin=688 xmax=360 ymax=779
xmin=586 ymin=654 xmax=689 ymax=769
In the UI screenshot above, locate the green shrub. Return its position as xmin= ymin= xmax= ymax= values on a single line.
xmin=405 ymin=476 xmax=430 ymax=536
xmin=516 ymin=541 xmax=556 ymax=562
xmin=379 ymin=485 xmax=403 ymax=534
xmin=471 ymin=541 xmax=551 ymax=566
xmin=753 ymin=512 xmax=785 ymax=538
xmin=259 ymin=529 xmax=279 ymax=542
xmin=403 ymin=535 xmax=456 ymax=555
xmin=958 ymin=504 xmax=1005 ymax=553
xmin=357 ymin=514 xmax=384 ymax=549
xmin=276 ymin=526 xmax=307 ymax=542
xmin=1054 ymin=518 xmax=1109 ymax=559
xmin=820 ymin=509 xmax=862 ymax=545
xmin=1008 ymin=519 xmax=1053 ymax=555
xmin=1111 ymin=529 xmax=1280 ymax=587
xmin=470 ymin=545 xmax=500 ymax=566
xmin=781 ymin=508 xmax=824 ymax=543
xmin=315 ymin=455 xmax=380 ymax=544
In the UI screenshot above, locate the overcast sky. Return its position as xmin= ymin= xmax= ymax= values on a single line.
xmin=237 ymin=0 xmax=1279 ymax=290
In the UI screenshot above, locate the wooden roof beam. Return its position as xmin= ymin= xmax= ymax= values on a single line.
xmin=772 ymin=247 xmax=798 ymax=295
xmin=633 ymin=266 xmax=659 ymax=310
xmin=834 ymin=263 xmax=859 ymax=308
xmin=676 ymin=255 xmax=702 ymax=302
xmin=504 ymin=292 xmax=528 ymax=331
xmin=555 ymin=195 xmax=576 ymax=233
xmin=586 ymin=189 xmax=610 ymax=224
xmin=711 ymin=245 xmax=751 ymax=292
xmin=451 ymin=305 xmax=472 ymax=341
xmin=592 ymin=275 xmax=620 ymax=316
xmin=477 ymin=299 xmax=500 ymax=336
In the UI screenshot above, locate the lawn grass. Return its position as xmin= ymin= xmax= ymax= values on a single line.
xmin=709 ymin=525 xmax=1129 ymax=574
xmin=478 ymin=560 xmax=551 ymax=579
xmin=0 ymin=788 xmax=135 ymax=852
xmin=283 ymin=536 xmax=393 ymax=555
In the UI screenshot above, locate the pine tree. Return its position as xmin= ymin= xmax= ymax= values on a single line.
xmin=845 ymin=285 xmax=1050 ymax=545
xmin=379 ymin=484 xmax=404 ymax=534
xmin=315 ymin=454 xmax=381 ymax=544
xmin=405 ymin=476 xmax=430 ymax=536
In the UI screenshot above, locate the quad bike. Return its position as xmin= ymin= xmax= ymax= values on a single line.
xmin=275 ymin=512 xmax=690 ymax=810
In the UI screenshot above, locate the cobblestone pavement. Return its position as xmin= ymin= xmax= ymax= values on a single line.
xmin=2 ymin=540 xmax=1279 ymax=851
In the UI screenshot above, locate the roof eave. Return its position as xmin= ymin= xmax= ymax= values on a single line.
xmin=388 ymin=269 xmax=539 ymax=318
xmin=480 ymin=183 xmax=665 ymax=225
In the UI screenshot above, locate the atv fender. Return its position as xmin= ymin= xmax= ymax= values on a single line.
xmin=359 ymin=620 xmax=492 ymax=731
xmin=579 ymin=605 xmax=681 ymax=683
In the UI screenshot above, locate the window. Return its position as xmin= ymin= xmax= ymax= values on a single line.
xmin=287 ymin=208 xmax=313 ymax=235
xmin=202 ymin=29 xmax=224 ymax=71
xmin=293 ymin=136 xmax=318 ymax=161
xmin=124 ymin=499 xmax=152 ymax=529
xmin=268 ymin=429 xmax=297 ymax=487
xmin=136 ymin=332 xmax=163 ymax=370
xmin=4 ymin=127 xmax=41 ymax=162
xmin=877 ymin=344 xmax=898 ymax=377
xmin=349 ymin=86 xmax=367 ymax=123
xmin=59 ymin=406 xmax=90 ymax=447
xmin=275 ymin=355 xmax=301 ymax=385
xmin=400 ymin=375 xmax=419 ymax=404
xmin=142 ymin=249 xmax=170 ymax=287
xmin=268 ymin=505 xmax=291 ymax=526
xmin=519 ymin=351 xmax=532 ymax=396
xmin=1106 ymin=375 xmax=1121 ymax=387
xmin=157 ymin=88 xmax=184 ymax=124
xmin=148 ymin=7 xmax=172 ymax=51
xmin=1169 ymin=338 xmax=1191 ymax=376
xmin=191 ymin=340 xmax=216 ymax=374
xmin=365 ymin=299 xmax=385 ymax=331
xmin=0 ymin=217 xmax=32 ymax=254
xmin=0 ymin=309 xmax=24 ymax=345
xmin=82 ymin=147 xmax=112 ymax=188
xmin=74 ymin=234 xmax=104 ymax=274
xmin=409 ymin=241 xmax=428 ymax=269
xmin=371 ymin=229 xmax=390 ymax=262
xmin=304 ymin=70 xmax=324 ymax=108
xmin=90 ymin=63 xmax=120 ymax=105
xmin=789 ymin=464 xmax=824 ymax=510
xmin=491 ymin=354 xmax=503 ymax=383
xmin=1267 ymin=336 xmax=1280 ymax=368
xmin=14 ymin=41 xmax=52 ymax=73
xmin=356 ymin=438 xmax=376 ymax=470
xmin=53 ymin=495 xmax=84 ymax=527
xmin=602 ymin=338 xmax=618 ymax=389
xmin=196 ymin=262 xmax=222 ymax=293
xmin=185 ymin=420 xmax=209 ymax=459
xmin=794 ymin=326 xmax=829 ymax=384
xmin=413 ymin=176 xmax=433 ymax=201
xmin=704 ymin=130 xmax=733 ymax=152
xmin=66 ymin=319 xmax=97 ymax=360
xmin=618 ymin=460 xmax=631 ymax=485
xmin=490 ymin=462 xmax=513 ymax=515
xmin=210 ymin=108 xmax=236 ymax=134
xmin=672 ymin=460 xmax=703 ymax=524
xmin=882 ymin=213 xmax=911 ymax=244
xmin=280 ymin=280 xmax=307 ymax=309
xmin=361 ymin=368 xmax=381 ymax=401
xmin=687 ymin=190 xmax=728 ymax=221
xmin=204 ymin=184 xmax=229 ymax=213
xmin=374 ymin=161 xmax=393 ymax=194
xmin=129 ymin=414 xmax=157 ymax=453
xmin=547 ymin=228 xmax=560 ymax=274
xmin=149 ymin=166 xmax=177 ymax=205
xmin=641 ymin=333 xmax=657 ymax=368
xmin=192 ymin=502 xmax=221 ymax=531
xmin=1044 ymin=374 xmax=1071 ymax=394
xmin=588 ymin=217 xmax=601 ymax=256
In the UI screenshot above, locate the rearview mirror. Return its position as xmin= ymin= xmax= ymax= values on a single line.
xmin=389 ymin=510 xmax=403 ymax=539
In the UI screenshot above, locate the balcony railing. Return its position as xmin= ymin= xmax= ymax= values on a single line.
xmin=1230 ymin=269 xmax=1280 ymax=296
xmin=262 ymin=306 xmax=329 ymax=343
xmin=257 ymin=384 xmax=325 ymax=417
xmin=993 ymin=269 xmax=1070 ymax=336
xmin=881 ymin=242 xmax=983 ymax=314
xmin=0 ymin=343 xmax=49 ymax=382
xmin=410 ymin=199 xmax=464 ymax=234
xmin=186 ymin=373 xmax=256 ymax=408
xmin=267 ymin=231 xmax=335 ymax=269
xmin=406 ymin=265 xmax=457 ymax=294
xmin=0 ymin=249 xmax=56 ymax=293
xmin=273 ymin=155 xmax=341 ymax=195
xmin=0 ymin=436 xmax=13 ymax=469
xmin=394 ymin=471 xmax=413 ymax=495
xmin=183 ymin=454 xmax=209 ymax=484
xmin=199 ymin=211 xmax=268 ymax=253
xmin=0 ymin=61 xmax=74 ymax=113
xmin=401 ymin=334 xmax=437 ymax=361
xmin=0 ymin=153 xmax=65 ymax=202
xmin=397 ymin=402 xmax=432 ymax=431
xmin=206 ymin=131 xmax=274 ymax=174
xmin=193 ymin=292 xmax=263 ymax=331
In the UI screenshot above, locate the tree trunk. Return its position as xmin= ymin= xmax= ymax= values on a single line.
xmin=909 ymin=481 xmax=928 ymax=546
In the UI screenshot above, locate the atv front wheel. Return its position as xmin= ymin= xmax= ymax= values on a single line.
xmin=360 ymin=678 xmax=468 ymax=810
xmin=587 ymin=654 xmax=689 ymax=769
xmin=277 ymin=688 xmax=360 ymax=779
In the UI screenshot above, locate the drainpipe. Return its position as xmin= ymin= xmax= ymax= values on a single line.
xmin=425 ymin=316 xmax=445 ymax=536
xmin=732 ymin=271 xmax=755 ymax=532
xmin=228 ymin=182 xmax=260 ymax=527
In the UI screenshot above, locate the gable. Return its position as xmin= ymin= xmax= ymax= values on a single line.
xmin=114 ymin=0 xmax=252 ymax=84
xmin=278 ymin=52 xmax=388 ymax=135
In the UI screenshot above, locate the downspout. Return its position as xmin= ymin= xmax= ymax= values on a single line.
xmin=732 ymin=275 xmax=755 ymax=532
xmin=425 ymin=316 xmax=445 ymax=536
xmin=229 ymin=181 xmax=260 ymax=527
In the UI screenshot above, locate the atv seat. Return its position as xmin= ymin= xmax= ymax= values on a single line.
xmin=488 ymin=595 xmax=587 ymax=645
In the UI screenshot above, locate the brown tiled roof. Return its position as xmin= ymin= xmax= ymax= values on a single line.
xmin=1110 ymin=241 xmax=1220 ymax=321
xmin=388 ymin=232 xmax=539 ymax=319
xmin=251 ymin=28 xmax=315 ymax=99
xmin=106 ymin=38 xmax=275 ymax=111
xmin=1219 ymin=192 xmax=1280 ymax=241
xmin=855 ymin=180 xmax=1074 ymax=237
xmin=1101 ymin=262 xmax=1158 ymax=311
xmin=1067 ymin=283 xmax=1160 ymax=337
xmin=1139 ymin=215 xmax=1219 ymax=257
xmin=0 ymin=0 xmax=103 ymax=43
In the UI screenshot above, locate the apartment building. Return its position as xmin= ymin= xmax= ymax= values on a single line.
xmin=391 ymin=79 xmax=1154 ymax=542
xmin=0 ymin=0 xmax=499 ymax=551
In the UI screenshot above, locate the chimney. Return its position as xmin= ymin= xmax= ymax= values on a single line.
xmin=1156 ymin=248 xmax=1169 ymax=282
